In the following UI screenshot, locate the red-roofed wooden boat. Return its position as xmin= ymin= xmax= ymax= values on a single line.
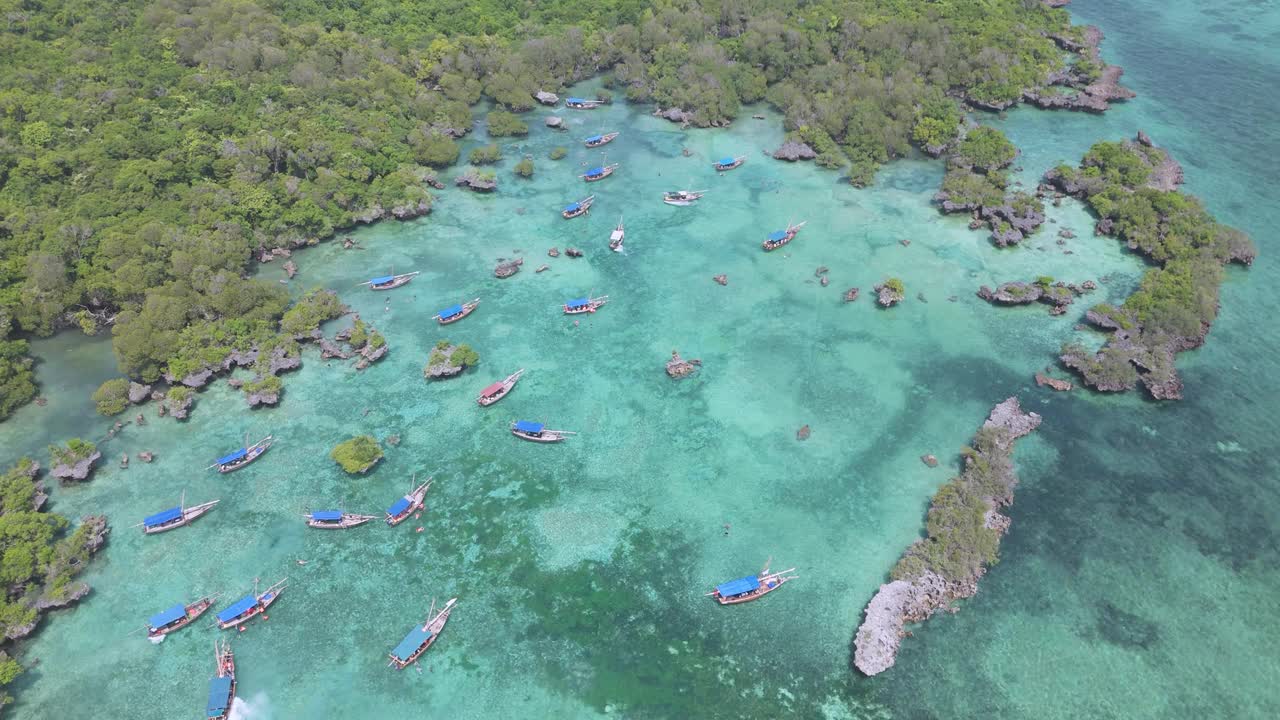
xmin=477 ymin=369 xmax=524 ymax=407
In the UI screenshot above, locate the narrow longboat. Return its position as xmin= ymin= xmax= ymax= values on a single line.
xmin=210 ymin=435 xmax=272 ymax=474
xmin=584 ymin=132 xmax=619 ymax=148
xmin=714 ymin=156 xmax=745 ymax=171
xmin=510 ymin=420 xmax=576 ymax=443
xmin=609 ymin=217 xmax=625 ymax=252
xmin=206 ymin=639 xmax=236 ymax=720
xmin=564 ymin=295 xmax=608 ymax=315
xmin=215 ymin=578 xmax=287 ymax=630
xmin=361 ymin=271 xmax=420 ymax=291
xmin=663 ymin=189 xmax=706 ymax=206
xmin=139 ymin=497 xmax=219 ymax=535
xmin=386 ymin=478 xmax=432 ymax=526
xmin=762 ymin=221 xmax=807 ymax=252
xmin=435 ymin=298 xmax=480 ymax=325
xmin=706 ymin=561 xmax=797 ymax=605
xmin=147 ymin=594 xmax=218 ymax=639
xmin=581 ymin=163 xmax=618 ymax=182
xmin=563 ymin=195 xmax=595 ymax=219
xmin=388 ymin=597 xmax=458 ymax=669
xmin=477 ymin=369 xmax=524 ymax=407
xmin=565 ymin=97 xmax=604 ymax=109
xmin=304 ymin=510 xmax=379 ymax=529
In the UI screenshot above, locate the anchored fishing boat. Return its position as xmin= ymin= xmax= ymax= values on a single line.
xmin=663 ymin=189 xmax=706 ymax=206
xmin=584 ymin=131 xmax=619 ymax=148
xmin=609 ymin=217 xmax=625 ymax=252
xmin=147 ymin=594 xmax=218 ymax=638
xmin=305 ymin=510 xmax=379 ymax=529
xmin=388 ymin=597 xmax=458 ymax=669
xmin=209 ymin=435 xmax=272 ymax=473
xmin=706 ymin=560 xmax=797 ymax=605
xmin=581 ymin=163 xmax=618 ymax=182
xmin=435 ymin=298 xmax=480 ymax=325
xmin=714 ymin=156 xmax=745 ymax=171
xmin=562 ymin=195 xmax=595 ymax=219
xmin=565 ymin=97 xmax=604 ymax=109
xmin=510 ymin=420 xmax=576 ymax=443
xmin=386 ymin=478 xmax=432 ymax=526
xmin=361 ymin=271 xmax=420 ymax=291
xmin=564 ymin=295 xmax=608 ymax=314
xmin=477 ymin=369 xmax=524 ymax=407
xmin=139 ymin=495 xmax=219 ymax=535
xmin=216 ymin=578 xmax=287 ymax=630
xmin=762 ymin=220 xmax=807 ymax=251
xmin=206 ymin=639 xmax=236 ymax=720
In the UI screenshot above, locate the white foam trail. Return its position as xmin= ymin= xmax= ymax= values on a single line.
xmin=148 ymin=634 xmax=165 ymax=645
xmin=227 ymin=692 xmax=273 ymax=720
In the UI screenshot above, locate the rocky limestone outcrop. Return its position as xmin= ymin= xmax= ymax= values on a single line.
xmin=535 ymin=90 xmax=559 ymax=106
xmin=772 ymin=140 xmax=817 ymax=161
xmin=455 ymin=170 xmax=497 ymax=192
xmin=163 ymin=391 xmax=193 ymax=420
xmin=51 ymin=451 xmax=101 ymax=482
xmin=127 ymin=382 xmax=152 ymax=404
xmin=494 ymin=258 xmax=523 ymax=278
xmin=844 ymin=287 xmax=861 ymax=302
xmin=873 ymin=281 xmax=904 ymax=307
xmin=665 ymin=350 xmax=700 ymax=379
xmin=654 ymin=107 xmax=690 ymax=125
xmin=1035 ymin=373 xmax=1073 ymax=391
xmin=545 ymin=116 xmax=564 ymax=129
xmin=977 ymin=280 xmax=1087 ymax=315
xmin=854 ymin=398 xmax=1041 ymax=676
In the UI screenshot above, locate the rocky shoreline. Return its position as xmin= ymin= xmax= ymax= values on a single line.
xmin=977 ymin=278 xmax=1095 ymax=316
xmin=853 ymin=398 xmax=1041 ymax=676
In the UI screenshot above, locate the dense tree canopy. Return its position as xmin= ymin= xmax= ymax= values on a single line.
xmin=0 ymin=0 xmax=1090 ymax=418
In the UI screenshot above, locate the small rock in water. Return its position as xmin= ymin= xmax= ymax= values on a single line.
xmin=536 ymin=264 xmax=550 ymax=273
xmin=820 ymin=276 xmax=830 ymax=287
xmin=796 ymin=425 xmax=811 ymax=441
xmin=713 ymin=274 xmax=728 ymax=286
xmin=815 ymin=266 xmax=829 ymax=277
xmin=548 ymin=247 xmax=560 ymax=257
xmin=843 ymin=287 xmax=860 ymax=303
xmin=900 ymin=239 xmax=911 ymax=247
xmin=920 ymin=454 xmax=938 ymax=468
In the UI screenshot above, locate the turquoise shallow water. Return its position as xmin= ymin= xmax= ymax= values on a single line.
xmin=3 ymin=1 xmax=1279 ymax=718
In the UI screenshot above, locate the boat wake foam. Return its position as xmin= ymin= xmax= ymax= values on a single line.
xmin=228 ymin=693 xmax=273 ymax=720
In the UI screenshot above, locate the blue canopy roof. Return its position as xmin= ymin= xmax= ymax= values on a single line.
xmin=566 ymin=297 xmax=589 ymax=309
xmin=391 ymin=625 xmax=434 ymax=661
xmin=148 ymin=604 xmax=187 ymax=629
xmin=564 ymin=202 xmax=581 ymax=212
xmin=216 ymin=595 xmax=258 ymax=623
xmin=438 ymin=304 xmax=463 ymax=319
xmin=567 ymin=97 xmax=586 ymax=104
xmin=143 ymin=506 xmax=183 ymax=527
xmin=586 ymin=166 xmax=605 ymax=176
xmin=216 ymin=448 xmax=247 ymax=465
xmin=369 ymin=275 xmax=395 ymax=285
xmin=312 ymin=510 xmax=342 ymax=522
xmin=716 ymin=575 xmax=761 ymax=597
xmin=387 ymin=497 xmax=411 ymax=517
xmin=585 ymin=134 xmax=603 ymax=143
xmin=514 ymin=420 xmax=544 ymax=434
xmin=718 ymin=156 xmax=736 ymax=166
xmin=207 ymin=676 xmax=233 ymax=717
xmin=767 ymin=230 xmax=787 ymax=241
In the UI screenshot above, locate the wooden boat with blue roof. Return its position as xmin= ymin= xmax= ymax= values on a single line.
xmin=477 ymin=368 xmax=524 ymax=407
xmin=584 ymin=131 xmax=619 ymax=148
xmin=304 ymin=510 xmax=379 ymax=529
xmin=714 ymin=155 xmax=745 ymax=171
xmin=386 ymin=478 xmax=432 ymax=526
xmin=216 ymin=578 xmax=287 ymax=630
xmin=581 ymin=163 xmax=618 ymax=182
xmin=663 ymin=189 xmax=706 ymax=206
xmin=564 ymin=294 xmax=608 ymax=315
xmin=361 ymin=270 xmax=419 ymax=291
xmin=762 ymin=220 xmax=807 ymax=252
xmin=565 ymin=97 xmax=604 ymax=109
xmin=511 ymin=420 xmax=576 ymax=443
xmin=146 ymin=594 xmax=219 ymax=638
xmin=138 ymin=495 xmax=219 ymax=535
xmin=706 ymin=560 xmax=797 ymax=605
xmin=388 ymin=597 xmax=458 ymax=669
xmin=207 ymin=639 xmax=236 ymax=720
xmin=209 ymin=435 xmax=272 ymax=473
xmin=435 ymin=298 xmax=480 ymax=325
xmin=562 ymin=195 xmax=594 ymax=219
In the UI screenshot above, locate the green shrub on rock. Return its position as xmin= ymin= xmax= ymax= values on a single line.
xmin=330 ymin=435 xmax=383 ymax=474
xmin=91 ymin=379 xmax=131 ymax=416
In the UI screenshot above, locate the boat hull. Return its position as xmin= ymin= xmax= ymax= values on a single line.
xmin=148 ymin=599 xmax=214 ymax=638
xmin=218 ymin=443 xmax=270 ymax=473
xmin=583 ymin=172 xmax=613 ymax=182
xmin=386 ymin=497 xmax=426 ymax=526
xmin=438 ymin=307 xmax=476 ymax=325
xmin=390 ymin=635 xmax=439 ymax=669
xmin=307 ymin=517 xmax=374 ymax=529
xmin=477 ymin=387 xmax=511 ymax=406
xmin=713 ymin=579 xmax=790 ymax=605
xmin=511 ymin=430 xmax=563 ymax=443
xmin=371 ymin=276 xmax=414 ymax=291
xmin=715 ymin=161 xmax=743 ymax=171
xmin=217 ymin=592 xmax=281 ymax=630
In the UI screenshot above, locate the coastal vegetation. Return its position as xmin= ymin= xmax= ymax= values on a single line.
xmin=48 ymin=439 xmax=96 ymax=470
xmin=0 ymin=458 xmax=109 ymax=707
xmin=1045 ymin=136 xmax=1255 ymax=398
xmin=514 ymin=157 xmax=536 ymax=178
xmin=91 ymin=379 xmax=131 ymax=416
xmin=329 ymin=435 xmax=383 ymax=474
xmin=0 ymin=0 xmax=1112 ymax=420
xmin=549 ymin=147 xmax=569 ymax=161
xmin=468 ymin=144 xmax=504 ymax=165
xmin=486 ymin=111 xmax=529 ymax=137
